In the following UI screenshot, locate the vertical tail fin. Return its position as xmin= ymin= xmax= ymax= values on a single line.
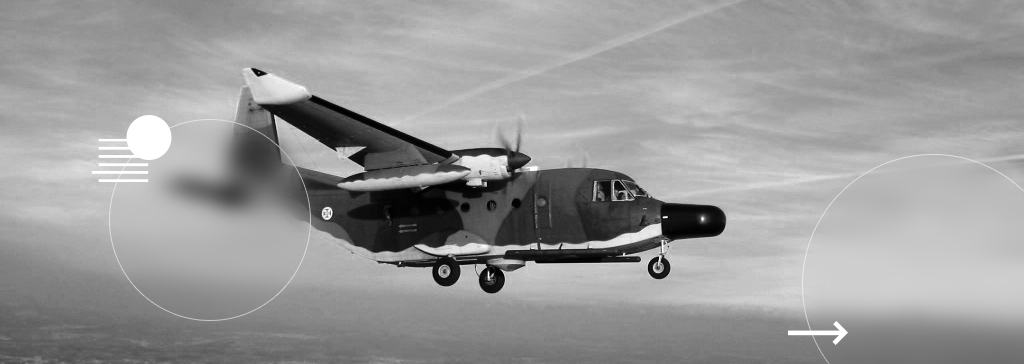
xmin=233 ymin=86 xmax=281 ymax=175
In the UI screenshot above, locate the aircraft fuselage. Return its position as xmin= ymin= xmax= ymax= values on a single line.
xmin=299 ymin=167 xmax=725 ymax=265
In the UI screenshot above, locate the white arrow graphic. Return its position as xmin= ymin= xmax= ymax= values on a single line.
xmin=788 ymin=321 xmax=849 ymax=345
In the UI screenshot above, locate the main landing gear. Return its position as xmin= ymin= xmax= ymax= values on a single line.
xmin=478 ymin=266 xmax=505 ymax=294
xmin=432 ymin=256 xmax=460 ymax=286
xmin=431 ymin=257 xmax=507 ymax=293
xmin=647 ymin=239 xmax=671 ymax=280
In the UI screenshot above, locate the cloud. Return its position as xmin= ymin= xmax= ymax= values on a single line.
xmin=2 ymin=0 xmax=1024 ymax=321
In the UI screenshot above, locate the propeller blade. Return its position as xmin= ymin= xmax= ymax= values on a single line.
xmin=495 ymin=115 xmax=525 ymax=152
xmin=513 ymin=114 xmax=524 ymax=152
xmin=494 ymin=115 xmax=530 ymax=172
xmin=494 ymin=122 xmax=513 ymax=151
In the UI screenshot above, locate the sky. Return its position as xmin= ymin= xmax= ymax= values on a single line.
xmin=2 ymin=0 xmax=1024 ymax=362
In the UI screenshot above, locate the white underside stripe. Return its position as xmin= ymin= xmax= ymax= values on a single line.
xmin=329 ymin=223 xmax=664 ymax=263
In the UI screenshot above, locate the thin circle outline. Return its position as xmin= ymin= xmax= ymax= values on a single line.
xmin=800 ymin=153 xmax=1024 ymax=363
xmin=108 ymin=118 xmax=312 ymax=322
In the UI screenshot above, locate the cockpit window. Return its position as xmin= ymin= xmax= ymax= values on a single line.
xmin=622 ymin=180 xmax=648 ymax=197
xmin=593 ymin=180 xmax=611 ymax=202
xmin=612 ymin=180 xmax=633 ymax=201
xmin=595 ymin=179 xmax=641 ymax=201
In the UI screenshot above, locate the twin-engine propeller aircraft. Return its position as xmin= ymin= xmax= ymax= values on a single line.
xmin=231 ymin=68 xmax=725 ymax=293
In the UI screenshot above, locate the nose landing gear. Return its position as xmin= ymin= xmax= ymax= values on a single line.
xmin=647 ymin=239 xmax=671 ymax=279
xmin=478 ymin=266 xmax=505 ymax=294
xmin=432 ymin=256 xmax=460 ymax=286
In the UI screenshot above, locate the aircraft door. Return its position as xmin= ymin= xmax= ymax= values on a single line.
xmin=379 ymin=203 xmax=420 ymax=249
xmin=607 ymin=180 xmax=633 ymax=229
xmin=534 ymin=174 xmax=552 ymax=230
xmin=377 ymin=196 xmax=464 ymax=251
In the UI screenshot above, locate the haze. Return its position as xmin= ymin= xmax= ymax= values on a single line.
xmin=2 ymin=1 xmax=1023 ymax=362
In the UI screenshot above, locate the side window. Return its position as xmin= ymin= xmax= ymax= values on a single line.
xmin=612 ymin=180 xmax=633 ymax=201
xmin=593 ymin=180 xmax=611 ymax=202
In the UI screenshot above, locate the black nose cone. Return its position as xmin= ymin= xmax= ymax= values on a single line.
xmin=660 ymin=203 xmax=726 ymax=240
xmin=507 ymin=151 xmax=531 ymax=171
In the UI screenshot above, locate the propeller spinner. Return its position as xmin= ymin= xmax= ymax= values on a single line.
xmin=495 ymin=115 xmax=531 ymax=171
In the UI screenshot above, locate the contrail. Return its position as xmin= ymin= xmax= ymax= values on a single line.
xmin=398 ymin=0 xmax=748 ymax=124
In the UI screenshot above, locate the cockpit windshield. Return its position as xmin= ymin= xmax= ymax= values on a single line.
xmin=594 ymin=179 xmax=648 ymax=201
xmin=622 ymin=180 xmax=648 ymax=198
xmin=611 ymin=180 xmax=632 ymax=201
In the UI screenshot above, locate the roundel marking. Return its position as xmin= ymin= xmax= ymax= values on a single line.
xmin=321 ymin=206 xmax=333 ymax=220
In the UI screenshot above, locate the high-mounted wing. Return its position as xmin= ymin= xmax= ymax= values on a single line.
xmin=242 ymin=68 xmax=457 ymax=171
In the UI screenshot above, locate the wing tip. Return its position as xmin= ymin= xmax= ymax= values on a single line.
xmin=242 ymin=68 xmax=311 ymax=105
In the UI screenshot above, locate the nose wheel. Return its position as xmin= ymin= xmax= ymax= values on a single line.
xmin=478 ymin=266 xmax=505 ymax=294
xmin=648 ymin=239 xmax=671 ymax=279
xmin=432 ymin=257 xmax=460 ymax=286
xmin=648 ymin=256 xmax=671 ymax=279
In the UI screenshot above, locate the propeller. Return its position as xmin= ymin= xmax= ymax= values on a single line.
xmin=496 ymin=115 xmax=524 ymax=152
xmin=494 ymin=115 xmax=531 ymax=171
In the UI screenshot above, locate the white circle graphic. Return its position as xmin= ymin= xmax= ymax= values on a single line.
xmin=126 ymin=115 xmax=172 ymax=160
xmin=322 ymin=206 xmax=333 ymax=220
xmin=109 ymin=118 xmax=311 ymax=322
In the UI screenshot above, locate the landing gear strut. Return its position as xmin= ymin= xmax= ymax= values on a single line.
xmin=478 ymin=266 xmax=505 ymax=294
xmin=648 ymin=240 xmax=671 ymax=279
xmin=432 ymin=256 xmax=460 ymax=286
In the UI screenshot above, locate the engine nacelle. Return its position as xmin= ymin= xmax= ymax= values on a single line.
xmin=454 ymin=154 xmax=512 ymax=186
xmin=450 ymin=148 xmax=532 ymax=187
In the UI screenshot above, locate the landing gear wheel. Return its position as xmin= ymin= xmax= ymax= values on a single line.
xmin=432 ymin=257 xmax=460 ymax=286
xmin=648 ymin=256 xmax=671 ymax=279
xmin=478 ymin=266 xmax=505 ymax=294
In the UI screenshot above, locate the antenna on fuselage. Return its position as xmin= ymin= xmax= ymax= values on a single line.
xmin=565 ymin=151 xmax=590 ymax=168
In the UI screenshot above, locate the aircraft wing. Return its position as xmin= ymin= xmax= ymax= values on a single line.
xmin=242 ymin=68 xmax=457 ymax=171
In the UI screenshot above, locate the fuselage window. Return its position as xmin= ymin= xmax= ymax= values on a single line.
xmin=612 ymin=180 xmax=633 ymax=201
xmin=622 ymin=180 xmax=648 ymax=197
xmin=594 ymin=180 xmax=612 ymax=202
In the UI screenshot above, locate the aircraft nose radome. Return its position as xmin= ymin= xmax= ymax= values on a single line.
xmin=242 ymin=68 xmax=312 ymax=105
xmin=660 ymin=203 xmax=726 ymax=240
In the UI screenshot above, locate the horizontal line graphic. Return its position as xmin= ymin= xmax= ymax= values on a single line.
xmin=98 ymin=179 xmax=148 ymax=183
xmin=98 ymin=146 xmax=130 ymax=150
xmin=92 ymin=171 xmax=148 ymax=175
xmin=98 ymin=163 xmax=148 ymax=167
xmin=98 ymin=139 xmax=128 ymax=142
xmin=98 ymin=155 xmax=140 ymax=158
